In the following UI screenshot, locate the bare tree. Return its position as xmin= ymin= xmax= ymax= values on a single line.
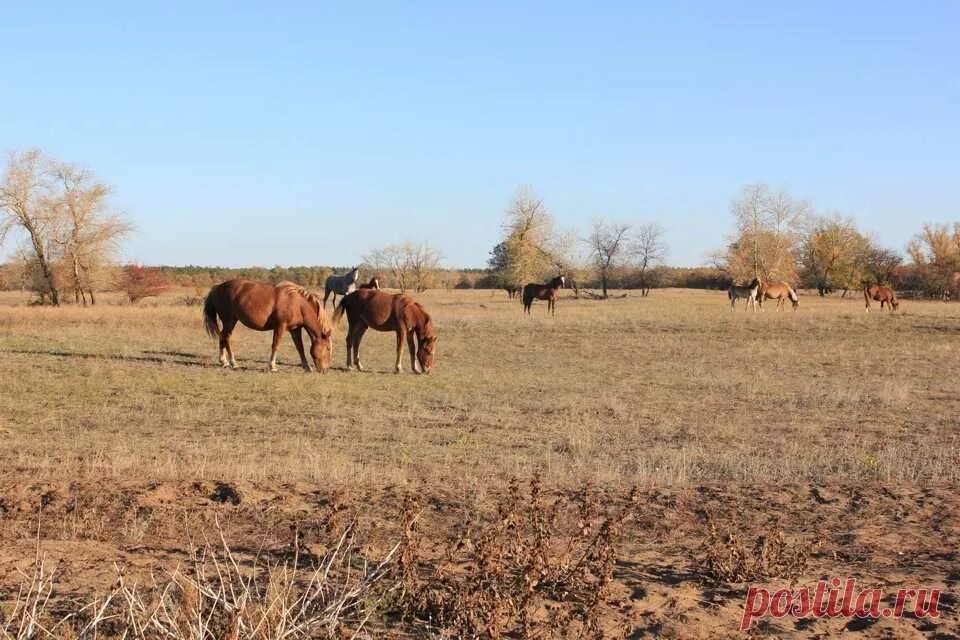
xmin=586 ymin=219 xmax=631 ymax=299
xmin=489 ymin=186 xmax=557 ymax=289
xmin=365 ymin=244 xmax=409 ymax=291
xmin=633 ymin=222 xmax=667 ymax=296
xmin=51 ymin=162 xmax=131 ymax=305
xmin=0 ymin=150 xmax=61 ymax=304
xmin=725 ymin=184 xmax=809 ymax=282
xmin=405 ymin=241 xmax=443 ymax=292
xmin=364 ymin=241 xmax=443 ymax=292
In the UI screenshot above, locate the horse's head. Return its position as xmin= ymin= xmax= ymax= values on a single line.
xmin=311 ymin=311 xmax=334 ymax=373
xmin=891 ymin=298 xmax=900 ymax=311
xmin=418 ymin=335 xmax=436 ymax=374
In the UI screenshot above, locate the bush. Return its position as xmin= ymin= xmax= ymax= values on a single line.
xmin=121 ymin=264 xmax=171 ymax=302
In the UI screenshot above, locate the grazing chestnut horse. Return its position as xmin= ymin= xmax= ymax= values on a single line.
xmin=522 ymin=276 xmax=566 ymax=315
xmin=359 ymin=277 xmax=380 ymax=290
xmin=864 ymin=284 xmax=899 ymax=312
xmin=728 ymin=278 xmax=760 ymax=311
xmin=333 ymin=289 xmax=436 ymax=374
xmin=758 ymin=281 xmax=799 ymax=311
xmin=203 ymin=279 xmax=333 ymax=372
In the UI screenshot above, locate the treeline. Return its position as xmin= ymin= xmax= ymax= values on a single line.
xmin=712 ymin=184 xmax=960 ymax=299
xmin=3 ymin=149 xmax=957 ymax=303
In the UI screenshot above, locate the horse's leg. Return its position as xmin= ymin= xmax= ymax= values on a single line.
xmin=352 ymin=324 xmax=368 ymax=371
xmin=268 ymin=325 xmax=285 ymax=372
xmin=220 ymin=317 xmax=238 ymax=368
xmin=394 ymin=328 xmax=405 ymax=373
xmin=407 ymin=331 xmax=420 ymax=373
xmin=345 ymin=323 xmax=354 ymax=369
xmin=290 ymin=328 xmax=309 ymax=371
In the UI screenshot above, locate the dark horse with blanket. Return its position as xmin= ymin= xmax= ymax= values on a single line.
xmin=522 ymin=275 xmax=566 ymax=315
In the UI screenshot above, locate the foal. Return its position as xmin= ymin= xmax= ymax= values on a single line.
xmin=728 ymin=278 xmax=760 ymax=311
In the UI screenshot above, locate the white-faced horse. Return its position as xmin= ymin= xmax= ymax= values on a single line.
xmin=323 ymin=267 xmax=360 ymax=308
xmin=728 ymin=278 xmax=760 ymax=311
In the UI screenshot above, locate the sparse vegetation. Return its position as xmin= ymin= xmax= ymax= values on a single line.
xmin=0 ymin=287 xmax=958 ymax=637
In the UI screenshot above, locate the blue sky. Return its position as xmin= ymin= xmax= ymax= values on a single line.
xmin=1 ymin=2 xmax=957 ymax=267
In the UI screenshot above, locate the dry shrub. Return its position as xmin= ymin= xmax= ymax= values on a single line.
xmin=0 ymin=520 xmax=397 ymax=640
xmin=698 ymin=517 xmax=813 ymax=585
xmin=397 ymin=475 xmax=636 ymax=639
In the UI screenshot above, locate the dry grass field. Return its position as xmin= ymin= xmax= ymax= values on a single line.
xmin=0 ymin=287 xmax=957 ymax=638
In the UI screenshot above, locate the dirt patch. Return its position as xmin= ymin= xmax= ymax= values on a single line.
xmin=0 ymin=478 xmax=955 ymax=638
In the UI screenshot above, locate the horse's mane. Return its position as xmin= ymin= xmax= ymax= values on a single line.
xmin=276 ymin=281 xmax=331 ymax=333
xmin=414 ymin=302 xmax=436 ymax=339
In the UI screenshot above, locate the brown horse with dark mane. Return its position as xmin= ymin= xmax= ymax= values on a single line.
xmin=864 ymin=284 xmax=899 ymax=312
xmin=522 ymin=275 xmax=565 ymax=315
xmin=203 ymin=279 xmax=333 ymax=372
xmin=503 ymin=283 xmax=522 ymax=299
xmin=332 ymin=289 xmax=436 ymax=374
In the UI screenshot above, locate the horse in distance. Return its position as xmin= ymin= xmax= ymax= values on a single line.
xmin=503 ymin=283 xmax=522 ymax=299
xmin=359 ymin=277 xmax=380 ymax=290
xmin=864 ymin=284 xmax=899 ymax=312
xmin=522 ymin=275 xmax=566 ymax=315
xmin=333 ymin=289 xmax=436 ymax=374
xmin=728 ymin=278 xmax=760 ymax=311
xmin=758 ymin=281 xmax=799 ymax=311
xmin=203 ymin=279 xmax=333 ymax=372
xmin=323 ymin=267 xmax=360 ymax=308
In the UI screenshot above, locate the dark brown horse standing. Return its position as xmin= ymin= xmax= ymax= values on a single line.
xmin=203 ymin=279 xmax=333 ymax=372
xmin=359 ymin=277 xmax=380 ymax=290
xmin=503 ymin=283 xmax=522 ymax=299
xmin=333 ymin=289 xmax=436 ymax=374
xmin=522 ymin=275 xmax=565 ymax=315
xmin=864 ymin=284 xmax=899 ymax=312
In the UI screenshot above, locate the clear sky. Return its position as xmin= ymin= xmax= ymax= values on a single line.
xmin=1 ymin=2 xmax=957 ymax=267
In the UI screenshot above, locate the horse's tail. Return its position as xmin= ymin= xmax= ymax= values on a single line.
xmin=787 ymin=284 xmax=799 ymax=302
xmin=203 ymin=287 xmax=220 ymax=339
xmin=332 ymin=293 xmax=349 ymax=325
